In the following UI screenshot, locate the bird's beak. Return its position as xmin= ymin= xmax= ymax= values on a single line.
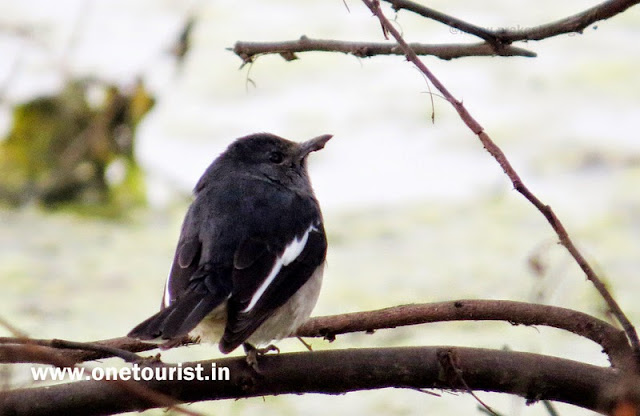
xmin=298 ymin=134 xmax=333 ymax=160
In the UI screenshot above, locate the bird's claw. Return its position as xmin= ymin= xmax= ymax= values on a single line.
xmin=243 ymin=343 xmax=280 ymax=372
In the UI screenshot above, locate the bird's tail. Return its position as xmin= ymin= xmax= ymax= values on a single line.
xmin=128 ymin=289 xmax=227 ymax=341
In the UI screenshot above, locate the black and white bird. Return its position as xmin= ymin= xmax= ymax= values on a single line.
xmin=128 ymin=133 xmax=331 ymax=356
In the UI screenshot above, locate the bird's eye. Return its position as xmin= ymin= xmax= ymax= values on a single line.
xmin=269 ymin=151 xmax=285 ymax=164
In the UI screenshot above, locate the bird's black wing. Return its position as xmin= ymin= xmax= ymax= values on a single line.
xmin=220 ymin=223 xmax=326 ymax=353
xmin=127 ymin=234 xmax=232 ymax=341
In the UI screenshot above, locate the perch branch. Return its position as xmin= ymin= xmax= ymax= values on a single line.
xmin=0 ymin=347 xmax=622 ymax=416
xmin=1 ymin=300 xmax=629 ymax=367
xmin=361 ymin=0 xmax=640 ymax=364
xmin=297 ymin=299 xmax=631 ymax=367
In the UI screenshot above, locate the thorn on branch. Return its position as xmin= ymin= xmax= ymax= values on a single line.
xmin=238 ymin=53 xmax=253 ymax=67
xmin=321 ymin=331 xmax=336 ymax=342
xmin=279 ymin=51 xmax=298 ymax=61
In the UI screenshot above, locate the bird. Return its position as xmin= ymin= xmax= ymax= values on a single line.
xmin=128 ymin=132 xmax=331 ymax=359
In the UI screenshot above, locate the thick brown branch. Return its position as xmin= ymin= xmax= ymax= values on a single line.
xmin=230 ymin=37 xmax=536 ymax=64
xmin=297 ymin=300 xmax=631 ymax=367
xmin=361 ymin=0 xmax=640 ymax=365
xmin=0 ymin=347 xmax=621 ymax=416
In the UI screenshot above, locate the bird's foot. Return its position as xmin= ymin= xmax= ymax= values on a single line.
xmin=243 ymin=343 xmax=280 ymax=372
xmin=159 ymin=335 xmax=198 ymax=350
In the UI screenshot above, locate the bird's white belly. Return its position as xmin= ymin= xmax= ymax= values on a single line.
xmin=192 ymin=263 xmax=324 ymax=349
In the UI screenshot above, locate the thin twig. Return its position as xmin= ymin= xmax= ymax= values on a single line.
xmin=438 ymin=349 xmax=501 ymax=416
xmin=495 ymin=0 xmax=640 ymax=42
xmin=384 ymin=0 xmax=503 ymax=45
xmin=0 ymin=336 xmax=201 ymax=415
xmin=542 ymin=400 xmax=561 ymax=416
xmin=0 ymin=336 xmax=193 ymax=365
xmin=49 ymin=338 xmax=147 ymax=363
xmin=230 ymin=37 xmax=536 ymax=65
xmin=0 ymin=315 xmax=28 ymax=338
xmin=360 ymin=0 xmax=640 ymax=363
xmin=0 ymin=337 xmax=150 ymax=363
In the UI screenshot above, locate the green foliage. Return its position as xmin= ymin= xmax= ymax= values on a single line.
xmin=0 ymin=78 xmax=155 ymax=217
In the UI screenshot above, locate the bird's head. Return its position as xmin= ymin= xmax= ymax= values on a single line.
xmin=221 ymin=133 xmax=332 ymax=193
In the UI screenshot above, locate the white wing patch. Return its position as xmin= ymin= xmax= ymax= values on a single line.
xmin=163 ymin=273 xmax=172 ymax=308
xmin=241 ymin=224 xmax=317 ymax=313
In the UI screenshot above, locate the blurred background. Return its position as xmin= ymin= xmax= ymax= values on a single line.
xmin=1 ymin=0 xmax=639 ymax=414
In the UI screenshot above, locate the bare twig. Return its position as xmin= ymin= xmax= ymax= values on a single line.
xmin=494 ymin=0 xmax=640 ymax=42
xmin=384 ymin=0 xmax=504 ymax=45
xmin=384 ymin=0 xmax=640 ymax=43
xmin=360 ymin=0 xmax=640 ymax=363
xmin=543 ymin=400 xmax=561 ymax=416
xmin=231 ymin=37 xmax=536 ymax=65
xmin=0 ymin=336 xmax=178 ymax=365
xmin=0 ymin=338 xmax=147 ymax=364
xmin=0 ymin=315 xmax=28 ymax=338
xmin=438 ymin=349 xmax=501 ymax=416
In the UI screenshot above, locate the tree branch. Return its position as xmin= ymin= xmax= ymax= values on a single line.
xmin=297 ymin=300 xmax=632 ymax=368
xmin=0 ymin=340 xmax=204 ymax=416
xmin=384 ymin=0 xmax=640 ymax=43
xmin=1 ymin=300 xmax=629 ymax=368
xmin=494 ymin=0 xmax=640 ymax=42
xmin=360 ymin=0 xmax=640 ymax=367
xmin=230 ymin=37 xmax=536 ymax=64
xmin=0 ymin=346 xmax=622 ymax=416
xmin=0 ymin=337 xmax=160 ymax=365
xmin=229 ymin=0 xmax=639 ymax=66
xmin=384 ymin=0 xmax=504 ymax=45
